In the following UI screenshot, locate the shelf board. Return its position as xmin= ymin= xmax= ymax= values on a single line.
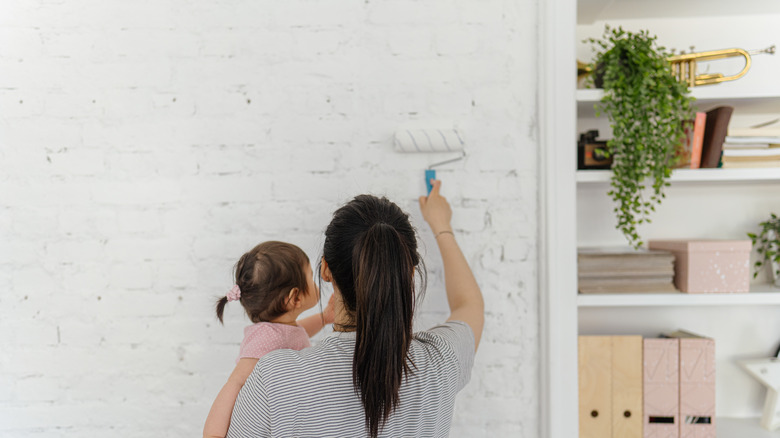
xmin=578 ymin=0 xmax=780 ymax=23
xmin=577 ymin=89 xmax=780 ymax=116
xmin=578 ymin=284 xmax=780 ymax=307
xmin=577 ymin=168 xmax=780 ymax=183
xmin=717 ymin=417 xmax=778 ymax=438
xmin=576 ymin=89 xmax=605 ymax=103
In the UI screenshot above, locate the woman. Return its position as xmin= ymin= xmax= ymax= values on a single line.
xmin=227 ymin=180 xmax=484 ymax=437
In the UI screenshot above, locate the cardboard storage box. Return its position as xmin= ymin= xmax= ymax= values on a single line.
xmin=648 ymin=240 xmax=751 ymax=293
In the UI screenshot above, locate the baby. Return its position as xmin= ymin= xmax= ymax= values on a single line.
xmin=203 ymin=241 xmax=334 ymax=438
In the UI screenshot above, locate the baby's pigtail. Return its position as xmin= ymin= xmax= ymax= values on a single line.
xmin=215 ymin=296 xmax=229 ymax=324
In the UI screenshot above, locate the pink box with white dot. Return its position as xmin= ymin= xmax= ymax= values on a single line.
xmin=648 ymin=240 xmax=751 ymax=293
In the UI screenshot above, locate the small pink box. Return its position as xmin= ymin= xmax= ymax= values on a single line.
xmin=648 ymin=240 xmax=751 ymax=293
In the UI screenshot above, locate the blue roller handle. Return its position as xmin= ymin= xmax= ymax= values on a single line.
xmin=425 ymin=169 xmax=436 ymax=195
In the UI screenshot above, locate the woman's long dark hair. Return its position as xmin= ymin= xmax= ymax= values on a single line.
xmin=323 ymin=195 xmax=425 ymax=437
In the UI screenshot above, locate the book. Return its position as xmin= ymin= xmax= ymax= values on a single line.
xmin=722 ymin=148 xmax=780 ymax=158
xmin=701 ymin=106 xmax=733 ymax=168
xmin=578 ymin=267 xmax=674 ymax=278
xmin=578 ymin=258 xmax=675 ymax=269
xmin=721 ymin=160 xmax=780 ymax=169
xmin=724 ymin=136 xmax=780 ymax=144
xmin=578 ymin=247 xmax=675 ymax=259
xmin=578 ymin=282 xmax=678 ymax=294
xmin=578 ymin=248 xmax=675 ymax=271
xmin=689 ymin=112 xmax=706 ymax=169
xmin=579 ymin=276 xmax=675 ymax=287
xmin=722 ymin=157 xmax=780 ymax=164
xmin=728 ymin=127 xmax=780 ymax=137
xmin=722 ymin=143 xmax=770 ymax=149
xmin=675 ymin=112 xmax=707 ymax=169
xmin=578 ymin=247 xmax=669 ymax=254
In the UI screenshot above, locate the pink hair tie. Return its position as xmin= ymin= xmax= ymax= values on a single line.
xmin=226 ymin=285 xmax=241 ymax=302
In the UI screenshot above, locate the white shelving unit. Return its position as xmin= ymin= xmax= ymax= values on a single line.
xmin=578 ymin=284 xmax=780 ymax=307
xmin=577 ymin=89 xmax=780 ymax=117
xmin=717 ymin=417 xmax=780 ymax=438
xmin=539 ymin=1 xmax=780 ymax=436
xmin=577 ymin=168 xmax=780 ymax=183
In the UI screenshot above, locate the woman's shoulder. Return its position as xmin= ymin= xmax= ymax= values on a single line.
xmin=414 ymin=320 xmax=475 ymax=348
xmin=410 ymin=321 xmax=476 ymax=390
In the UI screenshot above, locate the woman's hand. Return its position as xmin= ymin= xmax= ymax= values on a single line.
xmin=418 ymin=180 xmax=452 ymax=235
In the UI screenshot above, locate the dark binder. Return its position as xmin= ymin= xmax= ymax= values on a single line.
xmin=700 ymin=106 xmax=734 ymax=168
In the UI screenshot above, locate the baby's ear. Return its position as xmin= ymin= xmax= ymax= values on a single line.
xmin=285 ymin=288 xmax=303 ymax=310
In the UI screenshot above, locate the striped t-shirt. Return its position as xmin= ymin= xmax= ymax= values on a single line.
xmin=227 ymin=321 xmax=475 ymax=438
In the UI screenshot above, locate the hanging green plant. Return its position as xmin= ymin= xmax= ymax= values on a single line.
xmin=587 ymin=26 xmax=695 ymax=248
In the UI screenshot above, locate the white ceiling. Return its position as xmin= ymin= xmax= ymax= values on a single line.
xmin=578 ymin=0 xmax=780 ymax=24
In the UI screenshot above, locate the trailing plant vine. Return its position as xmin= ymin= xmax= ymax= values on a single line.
xmin=588 ymin=26 xmax=695 ymax=248
xmin=747 ymin=213 xmax=780 ymax=280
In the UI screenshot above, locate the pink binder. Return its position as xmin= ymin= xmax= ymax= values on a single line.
xmin=644 ymin=338 xmax=679 ymax=438
xmin=676 ymin=335 xmax=716 ymax=438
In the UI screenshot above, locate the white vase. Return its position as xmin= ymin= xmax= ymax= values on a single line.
xmin=772 ymin=258 xmax=780 ymax=287
xmin=769 ymin=230 xmax=780 ymax=287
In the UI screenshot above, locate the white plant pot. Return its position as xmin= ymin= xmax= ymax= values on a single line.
xmin=772 ymin=258 xmax=780 ymax=287
xmin=769 ymin=230 xmax=780 ymax=287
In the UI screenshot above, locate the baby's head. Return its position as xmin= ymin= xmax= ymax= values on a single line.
xmin=216 ymin=241 xmax=317 ymax=324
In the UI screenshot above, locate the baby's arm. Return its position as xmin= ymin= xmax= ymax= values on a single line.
xmin=203 ymin=358 xmax=258 ymax=438
xmin=297 ymin=294 xmax=335 ymax=337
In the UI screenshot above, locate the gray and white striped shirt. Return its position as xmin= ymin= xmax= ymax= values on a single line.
xmin=227 ymin=321 xmax=475 ymax=437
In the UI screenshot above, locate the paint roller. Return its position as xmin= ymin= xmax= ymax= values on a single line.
xmin=393 ymin=129 xmax=466 ymax=194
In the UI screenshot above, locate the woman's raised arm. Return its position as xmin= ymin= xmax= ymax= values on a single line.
xmin=419 ymin=180 xmax=484 ymax=350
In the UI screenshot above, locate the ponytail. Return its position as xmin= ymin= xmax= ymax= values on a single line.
xmin=353 ymin=223 xmax=416 ymax=437
xmin=323 ymin=195 xmax=425 ymax=438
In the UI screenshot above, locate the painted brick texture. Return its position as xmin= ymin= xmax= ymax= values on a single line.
xmin=0 ymin=0 xmax=539 ymax=436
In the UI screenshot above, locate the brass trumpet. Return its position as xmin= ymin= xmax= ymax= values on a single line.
xmin=669 ymin=45 xmax=775 ymax=87
xmin=578 ymin=45 xmax=775 ymax=87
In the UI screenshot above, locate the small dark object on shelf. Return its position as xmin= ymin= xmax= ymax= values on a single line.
xmin=578 ymin=130 xmax=612 ymax=170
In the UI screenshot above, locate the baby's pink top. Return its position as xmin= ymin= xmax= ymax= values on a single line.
xmin=237 ymin=322 xmax=311 ymax=363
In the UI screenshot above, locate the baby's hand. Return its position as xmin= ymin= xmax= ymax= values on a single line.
xmin=323 ymin=294 xmax=336 ymax=325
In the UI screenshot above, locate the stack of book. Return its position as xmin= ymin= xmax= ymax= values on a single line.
xmin=722 ymin=126 xmax=780 ymax=168
xmin=578 ymin=247 xmax=677 ymax=294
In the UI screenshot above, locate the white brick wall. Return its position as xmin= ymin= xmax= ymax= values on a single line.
xmin=0 ymin=0 xmax=539 ymax=436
